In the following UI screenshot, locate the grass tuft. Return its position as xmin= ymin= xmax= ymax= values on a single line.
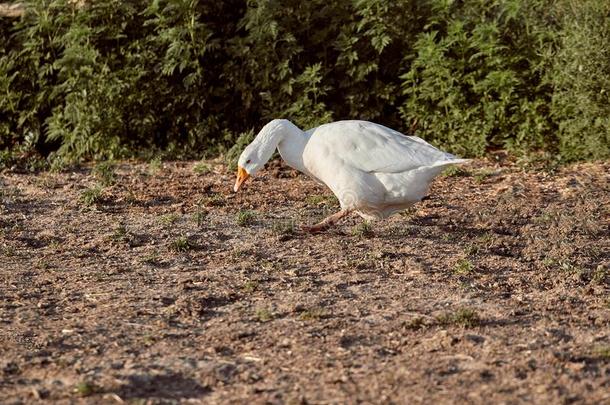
xmin=255 ymin=308 xmax=273 ymax=322
xmin=110 ymin=224 xmax=129 ymax=243
xmin=148 ymin=157 xmax=162 ymax=175
xmin=73 ymin=382 xmax=96 ymax=397
xmin=169 ymin=235 xmax=192 ymax=252
xmin=437 ymin=308 xmax=481 ymax=328
xmin=201 ymin=193 xmax=225 ymax=207
xmin=160 ymin=213 xmax=180 ymax=226
xmin=454 ymin=258 xmax=474 ymax=275
xmin=443 ymin=166 xmax=470 ymax=177
xmin=299 ymin=307 xmax=327 ymax=321
xmin=591 ymin=265 xmax=608 ymax=284
xmin=352 ymin=221 xmax=373 ymax=237
xmin=236 ymin=210 xmax=256 ymax=226
xmin=141 ymin=251 xmax=160 ymax=265
xmin=405 ymin=317 xmax=426 ymax=331
xmin=305 ymin=194 xmax=338 ymax=206
xmin=92 ymin=161 xmax=116 ymax=186
xmin=192 ymin=209 xmax=208 ymax=227
xmin=473 ymin=169 xmax=496 ymax=183
xmin=242 ymin=280 xmax=259 ymax=293
xmin=593 ymin=346 xmax=610 ymax=359
xmin=193 ymin=161 xmax=211 ymax=175
xmin=80 ymin=185 xmax=103 ymax=206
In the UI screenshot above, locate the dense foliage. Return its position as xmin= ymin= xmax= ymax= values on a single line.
xmin=0 ymin=0 xmax=608 ymax=167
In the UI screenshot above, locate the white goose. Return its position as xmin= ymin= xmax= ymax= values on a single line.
xmin=233 ymin=119 xmax=468 ymax=232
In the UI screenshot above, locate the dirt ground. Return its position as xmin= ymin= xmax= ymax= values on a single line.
xmin=0 ymin=158 xmax=609 ymax=404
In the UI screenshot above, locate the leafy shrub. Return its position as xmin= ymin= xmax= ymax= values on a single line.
xmin=399 ymin=0 xmax=556 ymax=156
xmin=0 ymin=0 xmax=607 ymax=166
xmin=548 ymin=0 xmax=610 ymax=162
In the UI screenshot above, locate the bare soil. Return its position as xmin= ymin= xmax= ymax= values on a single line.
xmin=1 ymin=158 xmax=609 ymax=404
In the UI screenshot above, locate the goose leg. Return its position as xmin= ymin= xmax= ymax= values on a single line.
xmin=302 ymin=209 xmax=352 ymax=233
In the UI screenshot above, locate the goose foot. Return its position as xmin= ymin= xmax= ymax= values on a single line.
xmin=302 ymin=209 xmax=351 ymax=234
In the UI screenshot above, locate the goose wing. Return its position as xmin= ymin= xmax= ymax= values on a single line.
xmin=308 ymin=120 xmax=461 ymax=174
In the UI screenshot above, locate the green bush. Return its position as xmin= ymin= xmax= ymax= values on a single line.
xmin=399 ymin=0 xmax=556 ymax=156
xmin=548 ymin=0 xmax=610 ymax=162
xmin=0 ymin=0 xmax=608 ymax=166
xmin=1 ymin=0 xmax=245 ymax=165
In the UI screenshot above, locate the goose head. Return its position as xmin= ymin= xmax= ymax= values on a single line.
xmin=233 ymin=119 xmax=301 ymax=192
xmin=233 ymin=141 xmax=274 ymax=192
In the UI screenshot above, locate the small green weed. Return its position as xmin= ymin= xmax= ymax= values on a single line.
xmin=299 ymin=307 xmax=326 ymax=321
xmin=80 ymin=185 xmax=103 ymax=206
xmin=236 ymin=210 xmax=256 ymax=226
xmin=160 ymin=213 xmax=180 ymax=225
xmin=259 ymin=259 xmax=280 ymax=272
xmin=476 ymin=232 xmax=494 ymax=247
xmin=441 ymin=233 xmax=454 ymax=242
xmin=541 ymin=258 xmax=555 ymax=267
xmin=141 ymin=251 xmax=160 ymax=265
xmin=169 ymin=235 xmax=192 ymax=252
xmin=242 ymin=280 xmax=259 ymax=293
xmin=92 ymin=161 xmax=116 ymax=186
xmin=516 ymin=153 xmax=562 ymax=174
xmin=473 ymin=169 xmax=496 ymax=183
xmin=437 ymin=308 xmax=481 ymax=328
xmin=443 ymin=166 xmax=470 ymax=177
xmin=590 ymin=265 xmax=608 ymax=284
xmin=305 ymin=194 xmax=337 ymax=206
xmin=38 ymin=259 xmax=51 ymax=269
xmin=463 ymin=244 xmax=479 ymax=256
xmin=558 ymin=261 xmax=583 ymax=276
xmin=305 ymin=195 xmax=324 ymax=205
xmin=405 ymin=317 xmax=426 ymax=331
xmin=142 ymin=333 xmax=156 ymax=346
xmin=201 ymin=193 xmax=225 ymax=207
xmin=352 ymin=221 xmax=373 ymax=237
xmin=73 ymin=381 xmax=96 ymax=397
xmin=193 ymin=161 xmax=211 ymax=175
xmin=34 ymin=176 xmax=58 ymax=189
xmin=3 ymin=246 xmax=15 ymax=257
xmin=148 ymin=157 xmax=162 ymax=175
xmin=192 ymin=209 xmax=208 ymax=227
xmin=534 ymin=211 xmax=555 ymax=224
xmin=593 ymin=346 xmax=610 ymax=359
xmin=231 ymin=246 xmax=254 ymax=259
xmin=255 ymin=308 xmax=273 ymax=322
xmin=454 ymin=258 xmax=474 ymax=275
xmin=110 ymin=224 xmax=129 ymax=243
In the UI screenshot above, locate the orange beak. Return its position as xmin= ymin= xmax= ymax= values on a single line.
xmin=233 ymin=166 xmax=250 ymax=192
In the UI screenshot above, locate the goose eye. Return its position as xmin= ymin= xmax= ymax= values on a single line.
xmin=246 ymin=159 xmax=252 ymax=164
